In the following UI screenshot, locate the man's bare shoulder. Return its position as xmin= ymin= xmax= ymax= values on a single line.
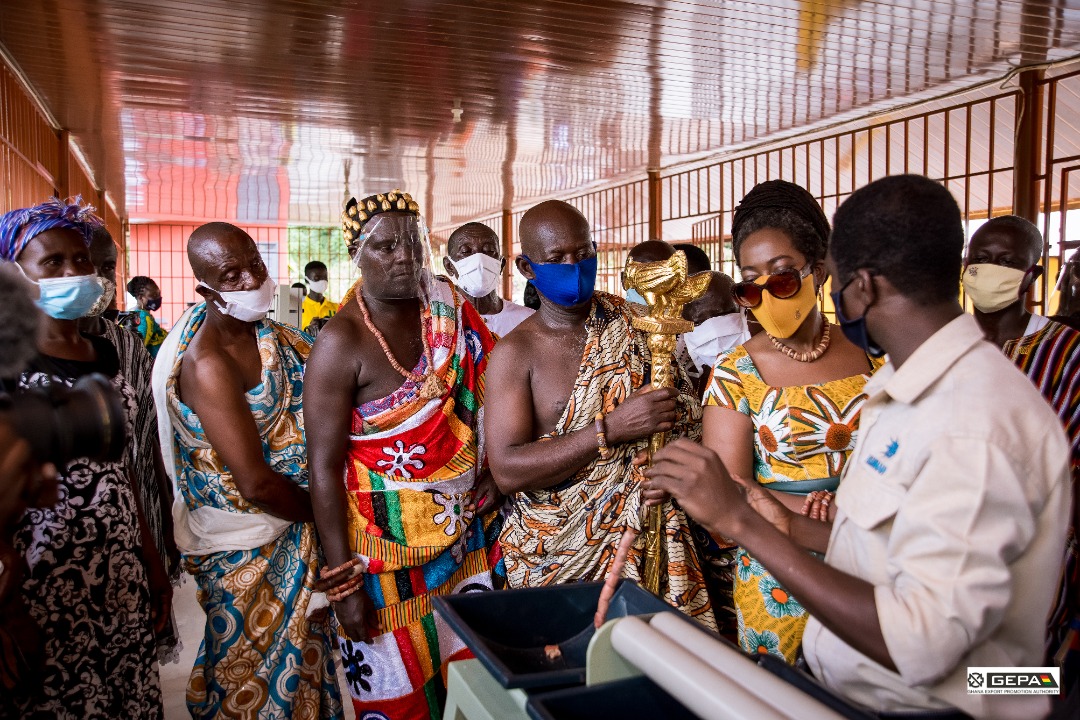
xmin=180 ymin=326 xmax=239 ymax=396
xmin=490 ymin=314 xmax=544 ymax=366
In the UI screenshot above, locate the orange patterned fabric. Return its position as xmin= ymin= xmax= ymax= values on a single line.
xmin=500 ymin=293 xmax=716 ymax=630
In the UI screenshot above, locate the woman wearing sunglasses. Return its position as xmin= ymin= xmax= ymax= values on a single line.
xmin=700 ymin=180 xmax=883 ymax=664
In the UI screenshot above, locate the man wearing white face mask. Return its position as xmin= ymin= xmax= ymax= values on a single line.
xmin=152 ymin=222 xmax=343 ymax=717
xmin=443 ymin=222 xmax=533 ymax=336
xmin=300 ymin=259 xmax=336 ymax=332
xmin=682 ymin=271 xmax=752 ymax=393
xmin=964 ymin=216 xmax=1080 ymax=695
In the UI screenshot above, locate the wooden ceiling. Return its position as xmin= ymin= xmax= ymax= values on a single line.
xmin=2 ymin=1 xmax=1079 ymax=230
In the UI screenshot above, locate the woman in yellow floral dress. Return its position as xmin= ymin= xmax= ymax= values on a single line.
xmin=700 ymin=180 xmax=883 ymax=663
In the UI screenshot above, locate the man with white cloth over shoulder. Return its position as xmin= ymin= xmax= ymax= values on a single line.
xmin=152 ymin=222 xmax=342 ymax=718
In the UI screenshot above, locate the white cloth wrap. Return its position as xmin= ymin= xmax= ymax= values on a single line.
xmin=151 ymin=306 xmax=327 ymax=614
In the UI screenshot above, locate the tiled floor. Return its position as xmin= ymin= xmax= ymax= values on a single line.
xmin=161 ymin=577 xmax=355 ymax=719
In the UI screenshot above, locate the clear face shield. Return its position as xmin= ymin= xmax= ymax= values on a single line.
xmin=349 ymin=213 xmax=436 ymax=301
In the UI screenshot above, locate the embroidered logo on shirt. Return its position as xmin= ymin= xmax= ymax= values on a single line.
xmin=866 ymin=439 xmax=899 ymax=474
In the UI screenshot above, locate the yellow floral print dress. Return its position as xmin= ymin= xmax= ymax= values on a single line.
xmin=702 ymin=345 xmax=882 ymax=663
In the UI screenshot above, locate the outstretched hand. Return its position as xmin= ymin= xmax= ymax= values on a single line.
xmin=332 ymin=592 xmax=380 ymax=643
xmin=631 ymin=449 xmax=670 ymax=507
xmin=737 ymin=477 xmax=794 ymax=537
xmin=642 ymin=439 xmax=753 ymax=539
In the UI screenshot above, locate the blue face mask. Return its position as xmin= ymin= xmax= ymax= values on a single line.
xmin=625 ymin=288 xmax=646 ymax=305
xmin=35 ymin=274 xmax=105 ymax=320
xmin=523 ymin=254 xmax=598 ymax=307
xmin=18 ymin=266 xmax=105 ymax=320
xmin=831 ymin=277 xmax=885 ymax=358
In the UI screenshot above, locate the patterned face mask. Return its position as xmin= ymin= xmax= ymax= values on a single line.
xmin=86 ymin=277 xmax=116 ymax=317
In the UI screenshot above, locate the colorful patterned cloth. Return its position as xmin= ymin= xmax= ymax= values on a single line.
xmin=1003 ymin=320 xmax=1080 ymax=692
xmin=165 ymin=305 xmax=342 ymax=719
xmin=342 ymin=278 xmax=504 ymax=720
xmin=0 ymin=195 xmax=100 ymax=262
xmin=703 ymin=345 xmax=882 ymax=663
xmin=500 ymin=293 xmax=716 ymax=631
xmin=119 ymin=308 xmax=168 ymax=357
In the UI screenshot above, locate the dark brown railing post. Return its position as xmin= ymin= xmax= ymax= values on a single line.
xmin=501 ymin=208 xmax=514 ymax=299
xmin=1013 ymin=69 xmax=1044 ymax=223
xmin=648 ymin=169 xmax=662 ymax=240
xmin=56 ymin=129 xmax=69 ymax=199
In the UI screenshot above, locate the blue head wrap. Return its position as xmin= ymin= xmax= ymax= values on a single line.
xmin=0 ymin=196 xmax=103 ymax=262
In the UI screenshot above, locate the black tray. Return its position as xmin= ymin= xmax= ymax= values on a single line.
xmin=433 ymin=580 xmax=674 ymax=690
xmin=527 ymin=676 xmax=696 ymax=720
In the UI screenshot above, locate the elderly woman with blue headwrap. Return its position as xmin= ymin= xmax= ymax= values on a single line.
xmin=0 ymin=197 xmax=169 ymax=718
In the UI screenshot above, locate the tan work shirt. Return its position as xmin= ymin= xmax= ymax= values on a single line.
xmin=803 ymin=314 xmax=1071 ymax=719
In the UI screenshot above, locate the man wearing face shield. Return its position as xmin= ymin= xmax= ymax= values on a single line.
xmin=963 ymin=216 xmax=1080 ymax=692
xmin=484 ymin=200 xmax=715 ymax=630
xmin=443 ymin=222 xmax=533 ymax=336
xmin=306 ymin=191 xmax=504 ymax=719
xmin=154 ymin=222 xmax=342 ymax=718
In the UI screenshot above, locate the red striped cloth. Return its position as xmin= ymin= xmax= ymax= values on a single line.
xmin=1004 ymin=320 xmax=1080 ymax=687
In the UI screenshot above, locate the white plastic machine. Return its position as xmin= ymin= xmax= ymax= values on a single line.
xmin=443 ymin=607 xmax=865 ymax=720
xmin=269 ymin=282 xmax=304 ymax=329
xmin=589 ymin=613 xmax=850 ymax=719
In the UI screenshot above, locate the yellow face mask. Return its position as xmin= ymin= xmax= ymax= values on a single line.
xmin=962 ymin=263 xmax=1028 ymax=313
xmin=748 ymin=271 xmax=818 ymax=339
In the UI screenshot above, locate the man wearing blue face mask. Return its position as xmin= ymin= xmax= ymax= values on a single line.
xmin=153 ymin=222 xmax=342 ymax=718
xmin=484 ymin=200 xmax=716 ymax=629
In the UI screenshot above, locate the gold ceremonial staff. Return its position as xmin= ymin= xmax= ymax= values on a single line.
xmin=621 ymin=250 xmax=710 ymax=595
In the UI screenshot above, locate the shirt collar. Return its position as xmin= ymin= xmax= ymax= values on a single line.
xmin=864 ymin=313 xmax=986 ymax=405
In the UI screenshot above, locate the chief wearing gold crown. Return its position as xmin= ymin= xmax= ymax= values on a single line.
xmin=306 ymin=191 xmax=505 ymax=720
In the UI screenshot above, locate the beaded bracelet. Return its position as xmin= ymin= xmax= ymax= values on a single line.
xmin=594 ymin=412 xmax=611 ymax=460
xmin=327 ymin=573 xmax=366 ymax=603
xmin=320 ymin=557 xmax=361 ymax=583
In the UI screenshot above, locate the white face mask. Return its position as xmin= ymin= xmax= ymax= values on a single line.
xmin=198 ymin=277 xmax=277 ymax=322
xmin=448 ymin=253 xmax=502 ymax=297
xmin=306 ymin=278 xmax=328 ymax=294
xmin=684 ymin=312 xmax=750 ymax=370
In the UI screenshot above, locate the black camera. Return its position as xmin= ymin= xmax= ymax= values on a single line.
xmin=0 ymin=373 xmax=128 ymax=466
